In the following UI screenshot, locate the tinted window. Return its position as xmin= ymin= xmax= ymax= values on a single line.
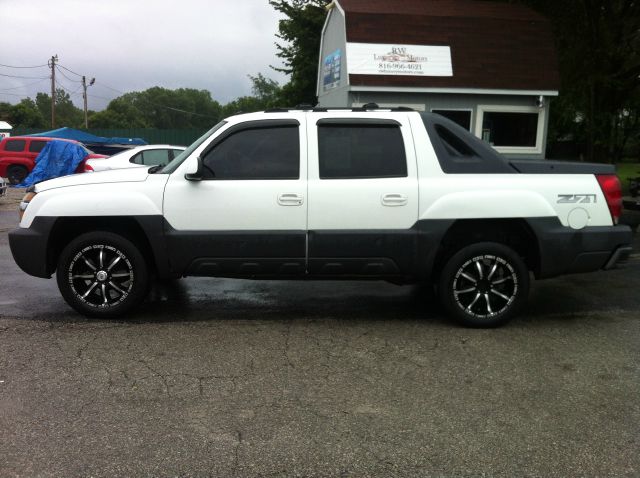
xmin=435 ymin=125 xmax=479 ymax=158
xmin=4 ymin=139 xmax=26 ymax=152
xmin=29 ymin=140 xmax=47 ymax=153
xmin=202 ymin=125 xmax=299 ymax=180
xmin=432 ymin=110 xmax=472 ymax=131
xmin=142 ymin=149 xmax=171 ymax=166
xmin=318 ymin=124 xmax=407 ymax=179
xmin=482 ymin=112 xmax=538 ymax=147
xmin=130 ymin=152 xmax=144 ymax=165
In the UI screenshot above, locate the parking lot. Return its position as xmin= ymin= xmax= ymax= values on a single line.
xmin=1 ymin=189 xmax=639 ymax=477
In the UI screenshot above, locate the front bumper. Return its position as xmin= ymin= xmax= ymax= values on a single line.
xmin=8 ymin=217 xmax=57 ymax=278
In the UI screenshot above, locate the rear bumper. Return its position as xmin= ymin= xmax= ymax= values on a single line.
xmin=528 ymin=218 xmax=633 ymax=278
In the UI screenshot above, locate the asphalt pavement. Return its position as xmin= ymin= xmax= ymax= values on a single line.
xmin=1 ymin=210 xmax=639 ymax=477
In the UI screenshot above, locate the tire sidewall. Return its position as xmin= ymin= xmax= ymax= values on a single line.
xmin=56 ymin=231 xmax=149 ymax=318
xmin=7 ymin=165 xmax=28 ymax=185
xmin=438 ymin=242 xmax=529 ymax=328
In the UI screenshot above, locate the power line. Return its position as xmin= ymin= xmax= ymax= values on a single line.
xmin=0 ymin=72 xmax=49 ymax=80
xmin=57 ymin=64 xmax=83 ymax=77
xmin=0 ymin=62 xmax=48 ymax=69
xmin=55 ymin=65 xmax=82 ymax=83
xmin=0 ymin=78 xmax=49 ymax=91
xmin=0 ymin=91 xmax=31 ymax=98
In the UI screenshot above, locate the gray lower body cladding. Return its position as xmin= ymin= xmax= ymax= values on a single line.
xmin=9 ymin=216 xmax=632 ymax=281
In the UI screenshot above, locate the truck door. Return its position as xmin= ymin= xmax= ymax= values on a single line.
xmin=162 ymin=116 xmax=308 ymax=277
xmin=306 ymin=114 xmax=420 ymax=277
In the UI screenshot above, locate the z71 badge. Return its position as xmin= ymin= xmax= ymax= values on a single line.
xmin=557 ymin=194 xmax=597 ymax=204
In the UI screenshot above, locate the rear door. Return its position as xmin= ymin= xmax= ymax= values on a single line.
xmin=306 ymin=113 xmax=419 ymax=277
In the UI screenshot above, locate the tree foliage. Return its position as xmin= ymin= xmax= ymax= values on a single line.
xmin=269 ymin=0 xmax=326 ymax=106
xmin=497 ymin=0 xmax=640 ymax=161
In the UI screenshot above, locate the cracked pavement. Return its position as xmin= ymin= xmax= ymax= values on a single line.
xmin=1 ymin=210 xmax=639 ymax=477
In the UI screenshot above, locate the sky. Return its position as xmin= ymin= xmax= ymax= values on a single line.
xmin=0 ymin=0 xmax=289 ymax=111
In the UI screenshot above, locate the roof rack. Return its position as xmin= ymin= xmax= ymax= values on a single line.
xmin=264 ymin=103 xmax=415 ymax=113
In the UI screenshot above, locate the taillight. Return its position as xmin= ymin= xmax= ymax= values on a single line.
xmin=84 ymin=163 xmax=94 ymax=172
xmin=596 ymin=174 xmax=622 ymax=224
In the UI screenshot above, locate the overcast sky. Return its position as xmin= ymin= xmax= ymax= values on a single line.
xmin=0 ymin=0 xmax=289 ymax=110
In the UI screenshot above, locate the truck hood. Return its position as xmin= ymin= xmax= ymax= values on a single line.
xmin=33 ymin=167 xmax=151 ymax=192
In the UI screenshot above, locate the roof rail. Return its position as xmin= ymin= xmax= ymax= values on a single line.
xmin=264 ymin=103 xmax=415 ymax=113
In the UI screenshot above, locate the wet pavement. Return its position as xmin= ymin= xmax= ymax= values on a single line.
xmin=1 ymin=210 xmax=639 ymax=477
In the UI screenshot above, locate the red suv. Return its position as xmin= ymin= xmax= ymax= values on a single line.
xmin=0 ymin=136 xmax=107 ymax=184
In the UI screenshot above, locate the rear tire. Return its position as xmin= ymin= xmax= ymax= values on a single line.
xmin=438 ymin=242 xmax=529 ymax=327
xmin=56 ymin=231 xmax=150 ymax=318
xmin=7 ymin=165 xmax=28 ymax=185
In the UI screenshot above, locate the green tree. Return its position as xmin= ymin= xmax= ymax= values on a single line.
xmin=499 ymin=0 xmax=640 ymax=162
xmin=35 ymin=89 xmax=84 ymax=128
xmin=270 ymin=0 xmax=326 ymax=106
xmin=9 ymin=98 xmax=46 ymax=128
xmin=222 ymin=74 xmax=283 ymax=116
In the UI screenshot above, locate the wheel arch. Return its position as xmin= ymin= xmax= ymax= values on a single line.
xmin=430 ymin=218 xmax=541 ymax=280
xmin=47 ymin=216 xmax=167 ymax=278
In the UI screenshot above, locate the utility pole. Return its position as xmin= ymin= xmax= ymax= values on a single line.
xmin=82 ymin=76 xmax=95 ymax=128
xmin=48 ymin=54 xmax=58 ymax=128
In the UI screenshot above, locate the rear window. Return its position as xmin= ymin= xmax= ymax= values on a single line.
xmin=29 ymin=140 xmax=47 ymax=153
xmin=4 ymin=139 xmax=26 ymax=152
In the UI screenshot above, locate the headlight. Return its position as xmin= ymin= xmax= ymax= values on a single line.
xmin=19 ymin=191 xmax=37 ymax=220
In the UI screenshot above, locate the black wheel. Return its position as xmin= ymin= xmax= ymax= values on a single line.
xmin=56 ymin=231 xmax=150 ymax=318
xmin=438 ymin=242 xmax=529 ymax=327
xmin=7 ymin=165 xmax=28 ymax=185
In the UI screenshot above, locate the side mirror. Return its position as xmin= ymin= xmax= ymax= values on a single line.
xmin=184 ymin=156 xmax=203 ymax=181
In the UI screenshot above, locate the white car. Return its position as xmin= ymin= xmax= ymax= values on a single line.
xmin=0 ymin=176 xmax=7 ymax=196
xmin=86 ymin=145 xmax=185 ymax=172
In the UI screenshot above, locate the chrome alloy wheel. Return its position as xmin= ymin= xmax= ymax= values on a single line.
xmin=452 ymin=254 xmax=518 ymax=319
xmin=67 ymin=244 xmax=134 ymax=308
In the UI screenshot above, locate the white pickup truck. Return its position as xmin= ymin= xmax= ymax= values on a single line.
xmin=9 ymin=107 xmax=633 ymax=327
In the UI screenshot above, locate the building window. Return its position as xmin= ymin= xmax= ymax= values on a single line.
xmin=475 ymin=105 xmax=545 ymax=154
xmin=318 ymin=123 xmax=407 ymax=179
xmin=432 ymin=109 xmax=472 ymax=131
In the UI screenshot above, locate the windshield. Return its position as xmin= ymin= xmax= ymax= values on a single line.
xmin=159 ymin=121 xmax=227 ymax=174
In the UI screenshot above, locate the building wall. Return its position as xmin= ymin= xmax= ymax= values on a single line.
xmin=347 ymin=91 xmax=549 ymax=160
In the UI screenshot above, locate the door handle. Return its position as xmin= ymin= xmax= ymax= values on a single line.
xmin=381 ymin=193 xmax=408 ymax=207
xmin=278 ymin=193 xmax=304 ymax=206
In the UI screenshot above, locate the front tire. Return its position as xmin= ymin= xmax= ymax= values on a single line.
xmin=56 ymin=231 xmax=150 ymax=318
xmin=438 ymin=242 xmax=529 ymax=327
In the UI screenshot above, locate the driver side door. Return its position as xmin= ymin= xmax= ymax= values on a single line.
xmin=162 ymin=117 xmax=307 ymax=277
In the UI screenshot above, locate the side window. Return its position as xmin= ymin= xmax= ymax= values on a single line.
xmin=28 ymin=140 xmax=47 ymax=153
xmin=4 ymin=139 xmax=26 ymax=152
xmin=141 ymin=149 xmax=170 ymax=166
xmin=318 ymin=123 xmax=407 ymax=179
xmin=202 ymin=125 xmax=299 ymax=180
xmin=130 ymin=152 xmax=144 ymax=165
xmin=434 ymin=124 xmax=479 ymax=158
xmin=170 ymin=149 xmax=183 ymax=160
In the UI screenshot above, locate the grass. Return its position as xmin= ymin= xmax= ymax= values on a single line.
xmin=616 ymin=163 xmax=640 ymax=195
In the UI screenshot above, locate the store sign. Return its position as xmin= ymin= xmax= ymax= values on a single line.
xmin=346 ymin=43 xmax=452 ymax=77
xmin=323 ymin=49 xmax=341 ymax=91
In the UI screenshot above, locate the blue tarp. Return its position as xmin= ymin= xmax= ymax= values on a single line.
xmin=16 ymin=140 xmax=87 ymax=187
xmin=30 ymin=127 xmax=147 ymax=145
